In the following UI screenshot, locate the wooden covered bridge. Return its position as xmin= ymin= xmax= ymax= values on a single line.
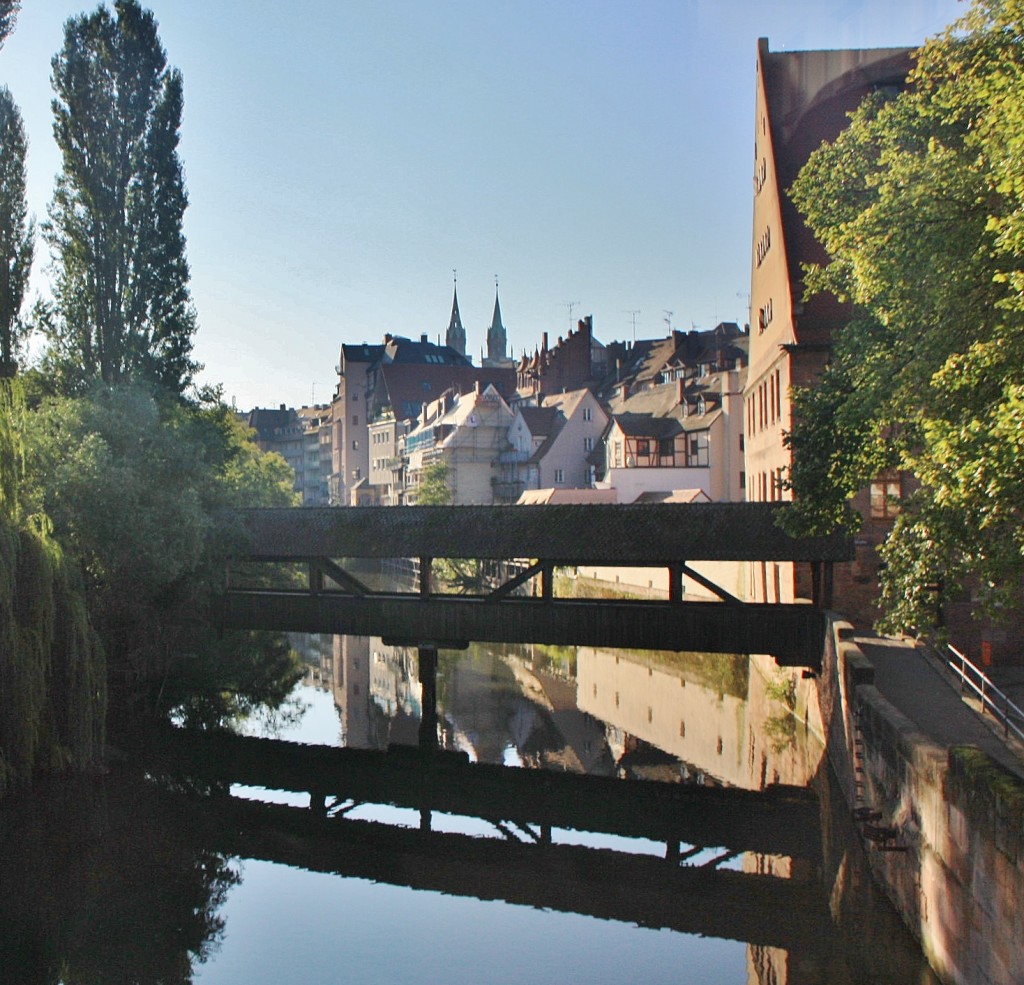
xmin=219 ymin=502 xmax=851 ymax=667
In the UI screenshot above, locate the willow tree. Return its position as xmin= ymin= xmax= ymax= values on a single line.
xmin=43 ymin=0 xmax=198 ymax=395
xmin=786 ymin=0 xmax=1024 ymax=632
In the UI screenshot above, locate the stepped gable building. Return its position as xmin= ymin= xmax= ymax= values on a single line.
xmin=516 ymin=316 xmax=608 ymax=403
xmin=746 ymin=38 xmax=912 ymax=607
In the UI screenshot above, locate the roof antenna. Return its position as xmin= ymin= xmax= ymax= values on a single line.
xmin=623 ymin=309 xmax=640 ymax=342
xmin=562 ymin=300 xmax=579 ymax=333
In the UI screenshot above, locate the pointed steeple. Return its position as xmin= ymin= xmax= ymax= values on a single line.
xmin=487 ymin=275 xmax=507 ymax=363
xmin=446 ymin=269 xmax=466 ymax=357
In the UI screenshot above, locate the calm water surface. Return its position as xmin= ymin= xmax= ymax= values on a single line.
xmin=1 ymin=637 xmax=939 ymax=984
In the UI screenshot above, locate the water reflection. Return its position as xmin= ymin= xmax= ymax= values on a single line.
xmin=0 ymin=773 xmax=238 ymax=985
xmin=0 ymin=636 xmax=941 ymax=985
xmin=314 ymin=635 xmax=823 ymax=794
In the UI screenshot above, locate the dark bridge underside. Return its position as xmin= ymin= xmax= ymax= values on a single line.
xmin=221 ymin=589 xmax=827 ymax=666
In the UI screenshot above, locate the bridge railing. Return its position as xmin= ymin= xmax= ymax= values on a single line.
xmin=946 ymin=644 xmax=1024 ymax=744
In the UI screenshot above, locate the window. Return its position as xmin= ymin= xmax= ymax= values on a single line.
xmin=870 ymin=477 xmax=902 ymax=519
xmin=636 ymin=438 xmax=650 ymax=457
xmin=352 ymin=439 xmax=358 ymax=450
xmin=583 ymin=407 xmax=592 ymax=421
xmin=554 ymin=469 xmax=565 ymax=484
xmin=352 ymin=415 xmax=358 ymax=426
xmin=583 ymin=437 xmax=593 ymax=451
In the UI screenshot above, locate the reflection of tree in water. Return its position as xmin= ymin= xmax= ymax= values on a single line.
xmin=0 ymin=771 xmax=239 ymax=985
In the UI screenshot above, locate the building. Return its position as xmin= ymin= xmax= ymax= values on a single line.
xmin=246 ymin=404 xmax=332 ymax=505
xmin=515 ymin=316 xmax=608 ymax=403
xmin=596 ymin=324 xmax=748 ymax=504
xmin=329 ymin=334 xmax=472 ymax=505
xmin=499 ymin=387 xmax=609 ymax=501
xmin=404 ymin=382 xmax=515 ymax=505
xmin=745 ymin=38 xmax=912 ymax=607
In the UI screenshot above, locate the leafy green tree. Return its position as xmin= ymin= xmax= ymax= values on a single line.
xmin=416 ymin=460 xmax=452 ymax=505
xmin=786 ymin=0 xmax=1024 ymax=632
xmin=43 ymin=0 xmax=198 ymax=395
xmin=24 ymin=383 xmax=300 ymax=725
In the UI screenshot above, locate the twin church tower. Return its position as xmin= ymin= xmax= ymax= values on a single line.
xmin=445 ymin=273 xmax=511 ymax=368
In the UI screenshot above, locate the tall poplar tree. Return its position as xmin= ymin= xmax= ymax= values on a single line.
xmin=0 ymin=1 xmax=31 ymax=379
xmin=0 ymin=87 xmax=33 ymax=379
xmin=44 ymin=0 xmax=198 ymax=395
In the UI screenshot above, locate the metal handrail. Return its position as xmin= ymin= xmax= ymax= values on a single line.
xmin=945 ymin=644 xmax=1024 ymax=745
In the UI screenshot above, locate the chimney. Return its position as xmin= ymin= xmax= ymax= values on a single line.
xmin=542 ymin=332 xmax=548 ymax=352
xmin=475 ymin=379 xmax=482 ymax=395
xmin=279 ymin=403 xmax=286 ymax=411
xmin=421 ymin=333 xmax=428 ymax=344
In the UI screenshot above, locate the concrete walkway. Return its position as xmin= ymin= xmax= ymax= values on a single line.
xmin=853 ymin=634 xmax=1024 ymax=782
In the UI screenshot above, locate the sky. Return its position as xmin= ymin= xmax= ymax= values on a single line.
xmin=2 ymin=0 xmax=967 ymax=411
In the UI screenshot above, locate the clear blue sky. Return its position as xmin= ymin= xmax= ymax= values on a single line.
xmin=3 ymin=0 xmax=965 ymax=411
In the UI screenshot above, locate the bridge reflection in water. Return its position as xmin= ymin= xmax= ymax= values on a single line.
xmin=141 ymin=725 xmax=826 ymax=952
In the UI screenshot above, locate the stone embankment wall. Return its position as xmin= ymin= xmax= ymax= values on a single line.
xmin=819 ymin=619 xmax=1024 ymax=985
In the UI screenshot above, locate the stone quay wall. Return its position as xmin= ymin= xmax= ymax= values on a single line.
xmin=819 ymin=618 xmax=1024 ymax=985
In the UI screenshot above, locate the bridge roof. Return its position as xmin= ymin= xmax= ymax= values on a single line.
xmin=226 ymin=503 xmax=852 ymax=564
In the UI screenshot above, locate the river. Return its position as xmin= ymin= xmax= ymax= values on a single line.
xmin=0 ymin=635 xmax=940 ymax=984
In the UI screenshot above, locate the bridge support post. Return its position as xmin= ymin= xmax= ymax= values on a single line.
xmin=418 ymin=645 xmax=439 ymax=754
xmin=668 ymin=564 xmax=683 ymax=602
xmin=541 ymin=562 xmax=553 ymax=601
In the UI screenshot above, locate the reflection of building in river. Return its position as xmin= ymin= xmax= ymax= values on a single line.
xmin=576 ymin=648 xmax=823 ymax=791
xmin=331 ymin=636 xmax=421 ymax=750
xmin=288 ymin=632 xmax=333 ymax=681
xmin=439 ymin=647 xmax=610 ymax=768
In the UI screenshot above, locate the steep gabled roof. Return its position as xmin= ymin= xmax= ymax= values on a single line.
xmin=518 ymin=405 xmax=559 ymax=438
xmin=611 ymin=413 xmax=682 ymax=439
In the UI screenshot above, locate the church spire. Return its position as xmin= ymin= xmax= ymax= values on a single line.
xmin=446 ymin=268 xmax=466 ymax=357
xmin=487 ymin=275 xmax=507 ymax=363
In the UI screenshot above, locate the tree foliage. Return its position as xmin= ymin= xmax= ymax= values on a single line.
xmin=0 ymin=87 xmax=33 ymax=378
xmin=787 ymin=0 xmax=1024 ymax=632
xmin=43 ymin=0 xmax=198 ymax=395
xmin=23 ymin=383 xmax=300 ymax=725
xmin=0 ymin=379 xmax=105 ymax=796
xmin=0 ymin=2 xmax=19 ymax=50
xmin=416 ymin=460 xmax=452 ymax=505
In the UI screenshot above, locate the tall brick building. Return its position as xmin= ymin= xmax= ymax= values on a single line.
xmin=745 ymin=39 xmax=913 ymax=616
